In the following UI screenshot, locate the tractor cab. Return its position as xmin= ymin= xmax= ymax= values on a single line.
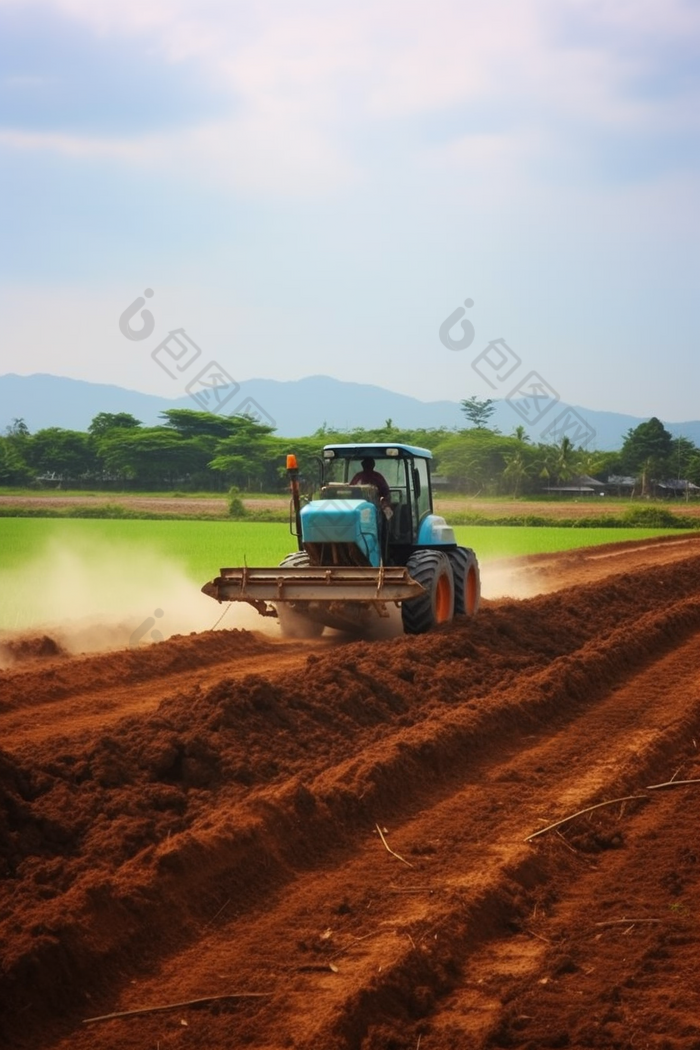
xmin=320 ymin=444 xmax=430 ymax=549
xmin=299 ymin=444 xmax=457 ymax=568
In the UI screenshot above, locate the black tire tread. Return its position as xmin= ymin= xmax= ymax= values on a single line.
xmin=448 ymin=546 xmax=481 ymax=616
xmin=401 ymin=550 xmax=455 ymax=635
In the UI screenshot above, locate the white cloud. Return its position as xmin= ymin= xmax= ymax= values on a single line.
xmin=0 ymin=0 xmax=697 ymax=426
xmin=1 ymin=0 xmax=697 ymax=192
xmin=0 ymin=127 xmax=156 ymax=160
xmin=0 ymin=114 xmax=358 ymax=196
xmin=564 ymin=0 xmax=700 ymax=40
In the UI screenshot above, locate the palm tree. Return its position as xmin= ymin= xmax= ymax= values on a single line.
xmin=552 ymin=436 xmax=578 ymax=485
xmin=503 ymin=448 xmax=529 ymax=497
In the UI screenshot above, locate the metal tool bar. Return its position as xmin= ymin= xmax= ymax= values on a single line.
xmin=202 ymin=566 xmax=424 ymax=603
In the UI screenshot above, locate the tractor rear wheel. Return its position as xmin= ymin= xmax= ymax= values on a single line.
xmin=275 ymin=552 xmax=325 ymax=638
xmin=448 ymin=546 xmax=481 ymax=616
xmin=401 ymin=551 xmax=455 ymax=635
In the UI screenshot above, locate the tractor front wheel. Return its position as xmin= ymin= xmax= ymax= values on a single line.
xmin=401 ymin=551 xmax=455 ymax=635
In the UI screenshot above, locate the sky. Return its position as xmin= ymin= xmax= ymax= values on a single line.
xmin=0 ymin=0 xmax=698 ymax=427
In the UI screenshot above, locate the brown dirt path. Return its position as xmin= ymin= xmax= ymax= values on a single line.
xmin=436 ymin=497 xmax=700 ymax=520
xmin=481 ymin=532 xmax=700 ymax=597
xmin=3 ymin=492 xmax=700 ymax=521
xmin=2 ymin=538 xmax=700 ymax=1049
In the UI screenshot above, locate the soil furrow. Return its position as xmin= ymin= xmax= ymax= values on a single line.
xmin=37 ymin=624 xmax=700 ymax=1050
xmin=2 ymin=544 xmax=700 ymax=1049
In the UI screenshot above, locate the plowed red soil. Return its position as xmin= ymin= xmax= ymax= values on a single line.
xmin=2 ymin=536 xmax=700 ymax=1049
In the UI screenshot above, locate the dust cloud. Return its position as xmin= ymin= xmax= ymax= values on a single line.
xmin=0 ymin=538 xmax=545 ymax=663
xmin=0 ymin=535 xmax=282 ymax=658
xmin=478 ymin=561 xmax=545 ymax=601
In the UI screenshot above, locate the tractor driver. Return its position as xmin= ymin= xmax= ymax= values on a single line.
xmin=351 ymin=457 xmax=392 ymax=517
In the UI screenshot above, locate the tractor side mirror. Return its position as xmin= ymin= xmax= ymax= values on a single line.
xmin=412 ymin=467 xmax=421 ymax=498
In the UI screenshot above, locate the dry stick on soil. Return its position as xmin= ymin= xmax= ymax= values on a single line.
xmin=296 ymin=964 xmax=339 ymax=973
xmin=201 ymin=897 xmax=231 ymax=932
xmin=595 ymin=919 xmax=662 ymax=926
xmin=523 ymin=927 xmax=552 ymax=945
xmin=646 ymin=778 xmax=700 ymax=790
xmin=83 ymin=994 xmax=272 ymax=1026
xmin=375 ymin=824 xmax=414 ymax=868
xmin=329 ymin=931 xmax=376 ymax=961
xmin=554 ymin=829 xmax=579 ymax=855
xmin=524 ymin=795 xmax=650 ymax=842
xmin=387 ymin=885 xmax=437 ymax=894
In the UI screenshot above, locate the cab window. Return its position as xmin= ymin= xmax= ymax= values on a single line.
xmin=324 ymin=457 xmax=407 ymax=493
xmin=411 ymin=458 xmax=431 ymax=522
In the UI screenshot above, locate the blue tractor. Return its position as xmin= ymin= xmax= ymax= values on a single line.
xmin=202 ymin=443 xmax=480 ymax=636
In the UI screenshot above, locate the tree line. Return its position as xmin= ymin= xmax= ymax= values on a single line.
xmin=1 ymin=404 xmax=698 ymax=496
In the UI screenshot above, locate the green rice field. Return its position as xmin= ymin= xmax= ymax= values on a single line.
xmin=0 ymin=518 xmax=690 ymax=635
xmin=0 ymin=518 xmax=684 ymax=580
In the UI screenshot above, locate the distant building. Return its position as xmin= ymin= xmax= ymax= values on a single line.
xmin=544 ymin=474 xmax=606 ymax=496
xmin=655 ymin=479 xmax=700 ymax=499
xmin=605 ymin=475 xmax=638 ymax=496
xmin=603 ymin=475 xmax=699 ymax=498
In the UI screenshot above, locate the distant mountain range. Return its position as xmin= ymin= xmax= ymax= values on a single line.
xmin=1 ymin=372 xmax=699 ymax=452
